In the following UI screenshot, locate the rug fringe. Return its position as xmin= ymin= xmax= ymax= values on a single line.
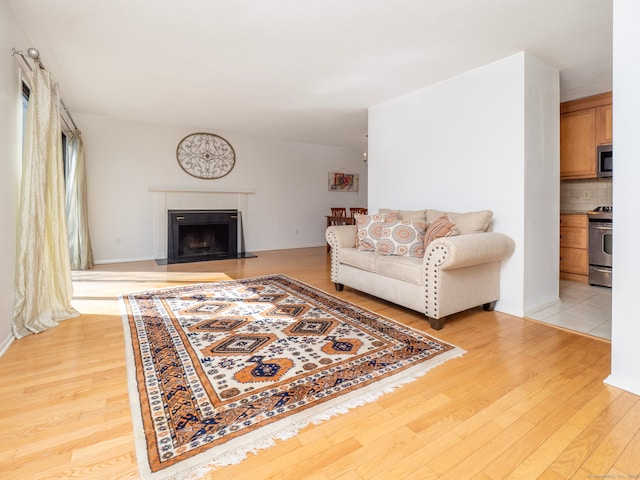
xmin=165 ymin=347 xmax=465 ymax=480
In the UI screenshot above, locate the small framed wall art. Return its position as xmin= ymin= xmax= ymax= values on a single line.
xmin=328 ymin=172 xmax=359 ymax=192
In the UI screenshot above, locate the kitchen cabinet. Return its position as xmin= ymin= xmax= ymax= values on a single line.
xmin=596 ymin=104 xmax=613 ymax=145
xmin=560 ymin=214 xmax=588 ymax=283
xmin=560 ymin=109 xmax=596 ymax=179
xmin=560 ymin=92 xmax=612 ymax=180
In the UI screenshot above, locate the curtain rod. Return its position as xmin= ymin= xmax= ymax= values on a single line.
xmin=11 ymin=47 xmax=80 ymax=134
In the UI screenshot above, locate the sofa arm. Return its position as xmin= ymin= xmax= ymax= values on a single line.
xmin=425 ymin=232 xmax=515 ymax=270
xmin=326 ymin=225 xmax=357 ymax=250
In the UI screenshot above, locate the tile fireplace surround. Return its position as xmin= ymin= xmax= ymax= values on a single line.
xmin=149 ymin=187 xmax=255 ymax=261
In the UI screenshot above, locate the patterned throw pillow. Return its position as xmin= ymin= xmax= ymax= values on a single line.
xmin=376 ymin=220 xmax=428 ymax=257
xmin=355 ymin=213 xmax=398 ymax=251
xmin=424 ymin=215 xmax=459 ymax=247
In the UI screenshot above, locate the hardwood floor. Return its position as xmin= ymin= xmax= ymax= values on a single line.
xmin=1 ymin=247 xmax=638 ymax=479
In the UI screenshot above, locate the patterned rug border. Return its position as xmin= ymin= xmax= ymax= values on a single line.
xmin=120 ymin=274 xmax=466 ymax=480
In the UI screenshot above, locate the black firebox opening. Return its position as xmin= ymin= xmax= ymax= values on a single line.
xmin=167 ymin=209 xmax=242 ymax=264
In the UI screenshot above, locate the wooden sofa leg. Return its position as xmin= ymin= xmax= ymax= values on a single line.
xmin=334 ymin=283 xmax=344 ymax=292
xmin=483 ymin=301 xmax=497 ymax=312
xmin=428 ymin=316 xmax=445 ymax=330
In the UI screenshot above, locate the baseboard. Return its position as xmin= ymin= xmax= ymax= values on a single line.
xmin=0 ymin=333 xmax=14 ymax=358
xmin=93 ymin=246 xmax=327 ymax=265
xmin=604 ymin=374 xmax=640 ymax=396
xmin=93 ymin=256 xmax=155 ymax=265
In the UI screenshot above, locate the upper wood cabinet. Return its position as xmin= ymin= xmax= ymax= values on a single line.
xmin=596 ymin=104 xmax=613 ymax=145
xmin=560 ymin=109 xmax=596 ymax=178
xmin=560 ymin=92 xmax=612 ymax=180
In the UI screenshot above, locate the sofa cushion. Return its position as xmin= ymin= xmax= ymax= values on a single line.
xmin=450 ymin=210 xmax=493 ymax=233
xmin=355 ymin=213 xmax=398 ymax=251
xmin=379 ymin=209 xmax=427 ymax=222
xmin=424 ymin=215 xmax=459 ymax=247
xmin=375 ymin=254 xmax=424 ymax=285
xmin=426 ymin=209 xmax=493 ymax=234
xmin=338 ymin=247 xmax=377 ymax=272
xmin=376 ymin=220 xmax=428 ymax=257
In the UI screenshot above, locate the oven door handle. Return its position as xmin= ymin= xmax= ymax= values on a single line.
xmin=591 ymin=266 xmax=612 ymax=274
xmin=590 ymin=224 xmax=612 ymax=231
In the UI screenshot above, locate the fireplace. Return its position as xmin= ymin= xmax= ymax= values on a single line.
xmin=167 ymin=209 xmax=240 ymax=264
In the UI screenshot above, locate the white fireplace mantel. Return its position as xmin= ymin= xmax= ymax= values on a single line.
xmin=150 ymin=187 xmax=256 ymax=259
xmin=148 ymin=186 xmax=256 ymax=194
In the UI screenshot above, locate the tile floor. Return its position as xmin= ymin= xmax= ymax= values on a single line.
xmin=527 ymin=280 xmax=612 ymax=340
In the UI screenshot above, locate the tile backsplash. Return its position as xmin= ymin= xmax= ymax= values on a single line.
xmin=560 ymin=178 xmax=613 ymax=212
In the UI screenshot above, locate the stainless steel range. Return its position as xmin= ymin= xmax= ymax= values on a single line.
xmin=587 ymin=206 xmax=612 ymax=288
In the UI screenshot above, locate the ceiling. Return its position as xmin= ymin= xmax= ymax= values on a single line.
xmin=8 ymin=0 xmax=612 ymax=150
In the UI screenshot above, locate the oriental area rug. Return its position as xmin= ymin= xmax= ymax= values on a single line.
xmin=120 ymin=274 xmax=465 ymax=480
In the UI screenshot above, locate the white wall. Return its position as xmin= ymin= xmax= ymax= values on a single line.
xmin=523 ymin=54 xmax=561 ymax=314
xmin=0 ymin=0 xmax=29 ymax=352
xmin=606 ymin=0 xmax=640 ymax=395
xmin=76 ymin=113 xmax=366 ymax=263
xmin=368 ymin=52 xmax=559 ymax=318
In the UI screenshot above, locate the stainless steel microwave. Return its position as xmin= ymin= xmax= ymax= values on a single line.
xmin=597 ymin=144 xmax=612 ymax=178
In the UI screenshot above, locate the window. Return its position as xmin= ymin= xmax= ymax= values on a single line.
xmin=21 ymin=81 xmax=29 ymax=138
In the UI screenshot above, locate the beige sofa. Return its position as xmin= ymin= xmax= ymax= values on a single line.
xmin=325 ymin=209 xmax=515 ymax=330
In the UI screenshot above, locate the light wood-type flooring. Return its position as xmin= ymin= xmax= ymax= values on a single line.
xmin=1 ymin=247 xmax=639 ymax=479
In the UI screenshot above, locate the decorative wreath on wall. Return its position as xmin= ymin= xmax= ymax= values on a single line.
xmin=176 ymin=132 xmax=236 ymax=179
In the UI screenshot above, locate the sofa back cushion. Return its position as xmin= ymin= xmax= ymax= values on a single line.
xmin=378 ymin=209 xmax=427 ymax=222
xmin=426 ymin=209 xmax=493 ymax=234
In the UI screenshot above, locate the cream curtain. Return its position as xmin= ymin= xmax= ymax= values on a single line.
xmin=13 ymin=67 xmax=79 ymax=339
xmin=65 ymin=132 xmax=94 ymax=270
